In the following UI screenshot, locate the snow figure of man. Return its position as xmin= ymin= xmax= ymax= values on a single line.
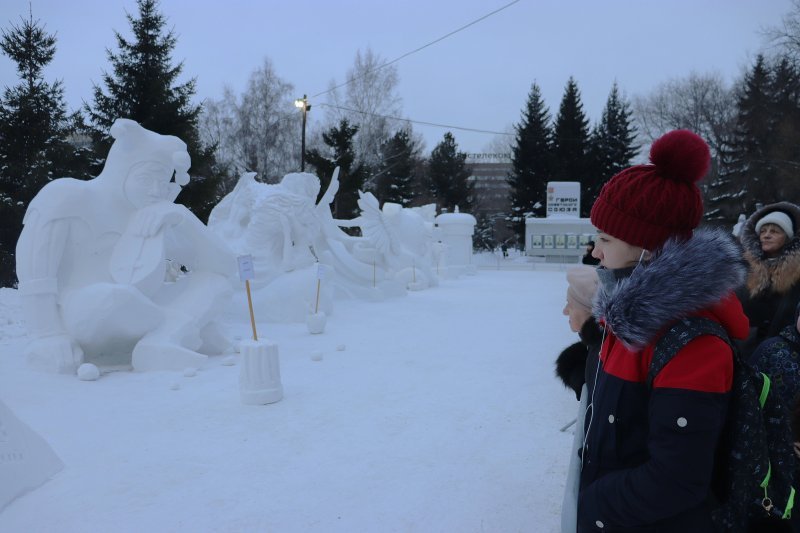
xmin=16 ymin=119 xmax=235 ymax=373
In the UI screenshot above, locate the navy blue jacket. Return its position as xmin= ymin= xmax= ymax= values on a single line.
xmin=578 ymin=229 xmax=749 ymax=532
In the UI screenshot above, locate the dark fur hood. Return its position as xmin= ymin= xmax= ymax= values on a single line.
xmin=740 ymin=202 xmax=800 ymax=296
xmin=594 ymin=227 xmax=747 ymax=350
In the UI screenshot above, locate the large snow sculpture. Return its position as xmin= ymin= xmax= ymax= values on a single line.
xmin=209 ymin=168 xmax=442 ymax=321
xmin=209 ymin=171 xmax=334 ymax=322
xmin=16 ymin=119 xmax=235 ymax=373
xmin=209 ymin=172 xmax=321 ymax=285
xmin=345 ymin=192 xmax=439 ymax=289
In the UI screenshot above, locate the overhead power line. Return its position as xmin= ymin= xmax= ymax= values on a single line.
xmin=311 ymin=0 xmax=521 ymax=99
xmin=318 ymin=102 xmax=513 ymax=136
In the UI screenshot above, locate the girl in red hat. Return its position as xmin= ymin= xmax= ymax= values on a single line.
xmin=576 ymin=130 xmax=749 ymax=532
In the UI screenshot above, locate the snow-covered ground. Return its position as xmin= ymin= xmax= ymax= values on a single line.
xmin=0 ymin=265 xmax=579 ymax=532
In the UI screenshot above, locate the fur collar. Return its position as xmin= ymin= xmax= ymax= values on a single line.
xmin=578 ymin=316 xmax=603 ymax=347
xmin=594 ymin=227 xmax=747 ymax=350
xmin=740 ymin=202 xmax=800 ymax=296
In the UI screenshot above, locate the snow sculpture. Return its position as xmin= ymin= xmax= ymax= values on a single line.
xmin=435 ymin=207 xmax=477 ymax=276
xmin=0 ymin=400 xmax=63 ymax=511
xmin=209 ymin=168 xmax=441 ymax=321
xmin=16 ymin=119 xmax=235 ymax=373
xmin=209 ymin=171 xmax=334 ymax=322
xmin=209 ymin=172 xmax=321 ymax=284
xmin=345 ymin=192 xmax=439 ymax=289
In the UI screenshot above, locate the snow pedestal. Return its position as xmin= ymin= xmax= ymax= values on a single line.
xmin=306 ymin=312 xmax=327 ymax=334
xmin=239 ymin=340 xmax=283 ymax=405
xmin=435 ymin=209 xmax=477 ymax=276
xmin=0 ymin=400 xmax=64 ymax=511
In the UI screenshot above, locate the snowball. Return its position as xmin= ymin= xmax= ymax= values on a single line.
xmin=310 ymin=351 xmax=323 ymax=361
xmin=183 ymin=367 xmax=197 ymax=377
xmin=169 ymin=382 xmax=181 ymax=391
xmin=336 ymin=344 xmax=346 ymax=352
xmin=77 ymin=363 xmax=100 ymax=381
xmin=221 ymin=355 xmax=236 ymax=366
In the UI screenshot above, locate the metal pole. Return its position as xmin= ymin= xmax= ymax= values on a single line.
xmin=300 ymin=94 xmax=307 ymax=172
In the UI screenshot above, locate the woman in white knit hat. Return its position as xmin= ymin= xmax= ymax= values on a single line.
xmin=739 ymin=201 xmax=800 ymax=357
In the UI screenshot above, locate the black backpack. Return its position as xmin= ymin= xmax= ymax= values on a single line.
xmin=648 ymin=316 xmax=797 ymax=532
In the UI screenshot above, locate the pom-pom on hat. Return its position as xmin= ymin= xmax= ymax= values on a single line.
xmin=590 ymin=129 xmax=711 ymax=251
xmin=755 ymin=211 xmax=794 ymax=240
xmin=566 ymin=266 xmax=599 ymax=314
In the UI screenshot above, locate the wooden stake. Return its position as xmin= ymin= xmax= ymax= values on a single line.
xmin=315 ymin=279 xmax=321 ymax=314
xmin=245 ymin=279 xmax=258 ymax=341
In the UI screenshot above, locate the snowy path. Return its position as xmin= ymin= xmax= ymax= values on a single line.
xmin=0 ymin=271 xmax=577 ymax=532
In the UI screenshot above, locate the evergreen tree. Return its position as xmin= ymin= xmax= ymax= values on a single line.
xmin=0 ymin=12 xmax=92 ymax=286
xmin=589 ymin=82 xmax=638 ymax=203
xmin=373 ymin=128 xmax=419 ymax=207
xmin=85 ymin=0 xmax=221 ymax=221
xmin=551 ymin=77 xmax=592 ymax=216
xmin=426 ymin=132 xmax=473 ymax=213
xmin=720 ymin=55 xmax=780 ymax=216
xmin=507 ymin=83 xmax=552 ymax=245
xmin=766 ymin=56 xmax=800 ymax=202
xmin=473 ymin=213 xmax=499 ymax=251
xmin=306 ymin=119 xmax=368 ymax=220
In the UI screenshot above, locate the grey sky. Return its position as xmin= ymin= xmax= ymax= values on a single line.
xmin=0 ymin=0 xmax=792 ymax=155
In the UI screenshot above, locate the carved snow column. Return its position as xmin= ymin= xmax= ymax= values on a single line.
xmin=435 ymin=207 xmax=477 ymax=276
xmin=239 ymin=340 xmax=283 ymax=405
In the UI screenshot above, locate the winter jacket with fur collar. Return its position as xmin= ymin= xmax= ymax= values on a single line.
xmin=578 ymin=228 xmax=749 ymax=533
xmin=739 ymin=202 xmax=800 ymax=356
xmin=555 ymin=317 xmax=603 ymax=401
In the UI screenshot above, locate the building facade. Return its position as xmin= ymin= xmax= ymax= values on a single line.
xmin=465 ymin=153 xmax=513 ymax=246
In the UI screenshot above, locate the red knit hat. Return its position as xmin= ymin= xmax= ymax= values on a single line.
xmin=589 ymin=129 xmax=710 ymax=250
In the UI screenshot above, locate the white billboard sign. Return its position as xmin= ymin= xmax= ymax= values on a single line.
xmin=546 ymin=181 xmax=581 ymax=217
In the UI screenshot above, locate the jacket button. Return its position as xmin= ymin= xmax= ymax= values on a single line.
xmin=596 ymin=520 xmax=604 ymax=528
xmin=677 ymin=417 xmax=688 ymax=427
xmin=608 ymin=414 xmax=615 ymax=423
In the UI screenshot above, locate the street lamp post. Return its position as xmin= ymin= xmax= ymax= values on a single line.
xmin=294 ymin=94 xmax=311 ymax=171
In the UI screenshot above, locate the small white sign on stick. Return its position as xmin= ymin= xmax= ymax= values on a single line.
xmin=237 ymin=255 xmax=255 ymax=281
xmin=316 ymin=263 xmax=331 ymax=280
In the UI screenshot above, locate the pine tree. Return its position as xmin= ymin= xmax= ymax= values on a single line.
xmin=720 ymin=55 xmax=778 ymax=216
xmin=426 ymin=132 xmax=473 ymax=213
xmin=507 ymin=83 xmax=552 ymax=245
xmin=766 ymin=57 xmax=800 ymax=202
xmin=373 ymin=128 xmax=419 ymax=207
xmin=589 ymin=82 xmax=638 ymax=204
xmin=551 ymin=77 xmax=592 ymax=216
xmin=306 ymin=119 xmax=368 ymax=220
xmin=84 ymin=0 xmax=221 ymax=221
xmin=0 ymin=11 xmax=92 ymax=286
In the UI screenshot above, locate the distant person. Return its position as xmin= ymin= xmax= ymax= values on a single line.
xmin=738 ymin=202 xmax=800 ymax=357
xmin=578 ymin=130 xmax=748 ymax=531
xmin=581 ymin=240 xmax=600 ymax=265
xmin=501 ymin=243 xmax=508 ymax=258
xmin=556 ymin=265 xmax=602 ymax=533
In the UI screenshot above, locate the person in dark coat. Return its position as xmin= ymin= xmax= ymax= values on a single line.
xmin=556 ymin=265 xmax=603 ymax=400
xmin=558 ymin=265 xmax=603 ymax=533
xmin=750 ymin=304 xmax=800 ymax=533
xmin=738 ymin=202 xmax=800 ymax=358
xmin=577 ymin=130 xmax=749 ymax=532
